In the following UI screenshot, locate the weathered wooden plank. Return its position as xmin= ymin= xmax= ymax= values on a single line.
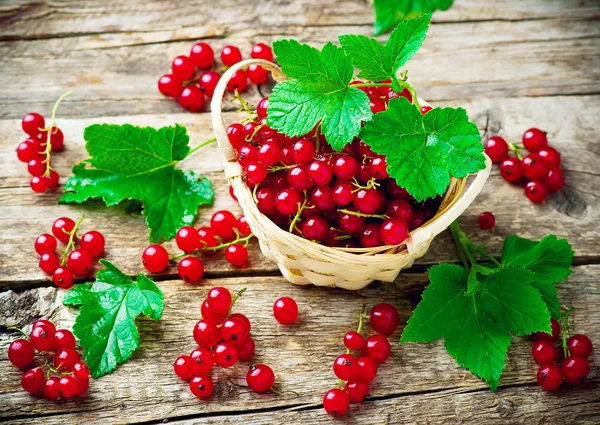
xmin=1 ymin=0 xmax=599 ymax=41
xmin=1 ymin=17 xmax=599 ymax=118
xmin=0 ymin=265 xmax=598 ymax=424
xmin=1 ymin=95 xmax=599 ymax=287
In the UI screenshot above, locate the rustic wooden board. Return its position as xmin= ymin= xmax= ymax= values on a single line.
xmin=1 ymin=266 xmax=598 ymax=424
xmin=1 ymin=95 xmax=598 ymax=287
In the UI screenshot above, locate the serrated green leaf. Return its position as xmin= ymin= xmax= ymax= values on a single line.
xmin=267 ymin=41 xmax=372 ymax=151
xmin=340 ymin=14 xmax=431 ymax=82
xmin=59 ymin=124 xmax=214 ymax=243
xmin=62 ymin=283 xmax=94 ymax=306
xmin=531 ymin=280 xmax=561 ymax=320
xmin=360 ymin=97 xmax=485 ymax=201
xmin=373 ymin=0 xmax=453 ymax=36
xmin=64 ymin=260 xmax=164 ymax=379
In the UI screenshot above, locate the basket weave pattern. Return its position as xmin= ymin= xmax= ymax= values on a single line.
xmin=211 ymin=59 xmax=492 ymax=290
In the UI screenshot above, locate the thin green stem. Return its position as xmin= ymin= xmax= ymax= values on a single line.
xmin=186 ymin=137 xmax=217 ymax=157
xmin=270 ymin=388 xmax=300 ymax=397
xmin=8 ymin=326 xmax=29 ymax=339
xmin=268 ymin=164 xmax=296 ymax=173
xmin=561 ymin=306 xmax=575 ymax=358
xmin=227 ymin=288 xmax=247 ymax=317
xmin=449 ymin=221 xmax=471 ymax=270
xmin=338 ymin=209 xmax=388 ymax=220
xmin=41 ymin=91 xmax=73 ymax=177
xmin=170 ymin=233 xmax=255 ymax=260
xmin=289 ymin=196 xmax=308 ymax=233
xmin=232 ymin=89 xmax=255 ymax=121
xmin=60 ymin=215 xmax=85 ymax=266
xmin=508 ymin=142 xmax=524 ymax=160
xmin=473 ymin=248 xmax=502 ymax=267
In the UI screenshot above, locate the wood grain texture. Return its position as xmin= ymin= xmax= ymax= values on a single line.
xmin=1 ymin=95 xmax=598 ymax=287
xmin=0 ymin=266 xmax=598 ymax=424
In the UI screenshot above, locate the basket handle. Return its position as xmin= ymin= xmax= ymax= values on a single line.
xmin=406 ymin=154 xmax=492 ymax=257
xmin=210 ymin=59 xmax=287 ymax=164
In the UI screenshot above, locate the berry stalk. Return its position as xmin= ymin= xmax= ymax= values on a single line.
xmin=41 ymin=91 xmax=73 ymax=177
xmin=60 ymin=215 xmax=85 ymax=266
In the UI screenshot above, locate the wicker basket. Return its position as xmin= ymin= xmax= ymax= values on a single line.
xmin=211 ymin=59 xmax=492 ymax=290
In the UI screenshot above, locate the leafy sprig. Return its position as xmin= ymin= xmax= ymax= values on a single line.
xmin=373 ymin=0 xmax=454 ymax=36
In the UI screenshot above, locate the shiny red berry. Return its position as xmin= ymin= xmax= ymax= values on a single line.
xmin=221 ymin=317 xmax=250 ymax=344
xmin=199 ymin=71 xmax=221 ymax=97
xmin=345 ymin=379 xmax=369 ymax=403
xmin=478 ymin=211 xmax=495 ymax=229
xmin=256 ymin=96 xmax=269 ymax=119
xmin=525 ymin=180 xmax=548 ymax=203
xmin=171 ymin=55 xmax=195 ymax=80
xmin=22 ymin=113 xmax=45 ymax=137
xmin=190 ymin=42 xmax=214 ymax=69
xmin=484 ymin=136 xmax=509 ymax=163
xmin=54 ymin=329 xmax=76 ymax=350
xmin=247 ymin=64 xmax=270 ymax=84
xmin=178 ymin=85 xmax=206 ymax=112
xmin=43 ymin=377 xmax=61 ymax=400
xmin=360 ymin=223 xmax=384 ymax=248
xmin=80 ymin=230 xmax=105 ymax=257
xmin=273 ymin=297 xmax=298 ymax=324
xmin=221 ymin=45 xmax=242 ymax=66
xmin=246 ymin=161 xmax=267 ymax=184
xmin=567 ymin=334 xmax=593 ymax=359
xmin=67 ymin=248 xmax=93 ymax=276
xmin=363 ymin=335 xmax=391 ymax=364
xmin=52 ymin=217 xmax=75 ymax=243
xmin=522 ymin=153 xmax=547 ymax=179
xmin=537 ymin=147 xmax=561 ymax=169
xmin=174 ymin=355 xmax=196 ymax=380
xmin=206 ymin=287 xmax=232 ymax=313
xmin=17 ymin=139 xmax=39 ymax=163
xmin=275 ymin=188 xmax=302 ymax=215
xmin=537 ymin=364 xmax=563 ymax=391
xmin=238 ymin=336 xmax=256 ymax=361
xmin=251 ymin=43 xmax=273 ymax=61
xmin=190 ymin=374 xmax=214 ymax=398
xmin=190 ymin=347 xmax=215 ymax=374
xmin=193 ymin=319 xmax=221 ymax=348
xmin=8 ymin=339 xmax=35 ymax=368
xmin=227 ymin=70 xmax=248 ymax=92
xmin=532 ymin=340 xmax=557 ymax=364
xmin=35 ymin=233 xmax=57 ymax=255
xmin=562 ymin=356 xmax=590 ymax=384
xmin=176 ymin=226 xmax=200 ymax=253
xmin=543 ymin=168 xmax=565 ymax=192
xmin=54 ymin=347 xmax=81 ymax=371
xmin=257 ymin=142 xmax=281 ymax=166
xmin=323 ymin=388 xmax=350 ymax=417
xmin=30 ymin=175 xmax=47 ymax=193
xmin=39 ymin=252 xmax=60 ymax=275
xmin=246 ymin=364 xmax=275 ymax=392
xmin=198 ymin=227 xmax=219 ymax=248
xmin=142 ymin=244 xmax=169 ymax=273
xmin=178 ymin=256 xmax=204 ymax=284
xmin=158 ymin=74 xmax=183 ymax=97
xmin=213 ymin=342 xmax=239 ymax=368
xmin=344 ymin=331 xmax=365 ymax=351
xmin=333 ymin=353 xmax=360 ymax=381
xmin=211 ymin=210 xmax=237 ymax=238
xmin=357 ymin=356 xmax=377 ymax=382
xmin=21 ymin=367 xmax=45 ymax=394
xmin=522 ymin=128 xmax=548 ymax=152
xmin=370 ymin=303 xmax=399 ymax=335
xmin=72 ymin=362 xmax=90 ymax=380
xmin=380 ymin=218 xmax=408 ymax=245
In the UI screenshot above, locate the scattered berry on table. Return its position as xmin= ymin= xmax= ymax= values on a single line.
xmin=478 ymin=211 xmax=495 ymax=229
xmin=369 ymin=303 xmax=399 ymax=335
xmin=273 ymin=297 xmax=299 ymax=324
xmin=246 ymin=364 xmax=275 ymax=392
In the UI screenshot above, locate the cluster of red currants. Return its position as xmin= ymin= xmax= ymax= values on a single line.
xmin=485 ymin=128 xmax=565 ymax=203
xmin=8 ymin=319 xmax=90 ymax=400
xmin=533 ymin=316 xmax=593 ymax=391
xmin=158 ymin=41 xmax=273 ymax=112
xmin=173 ymin=287 xmax=299 ymax=398
xmin=141 ymin=211 xmax=254 ymax=280
xmin=323 ymin=303 xmax=398 ymax=417
xmin=16 ymin=112 xmax=65 ymax=193
xmin=35 ymin=217 xmax=106 ymax=288
xmin=229 ymin=90 xmax=441 ymax=249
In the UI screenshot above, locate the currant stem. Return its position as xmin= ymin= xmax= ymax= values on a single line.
xmin=561 ymin=306 xmax=575 ymax=358
xmin=8 ymin=326 xmax=29 ymax=339
xmin=268 ymin=164 xmax=296 ymax=173
xmin=449 ymin=221 xmax=475 ymax=270
xmin=288 ymin=196 xmax=308 ymax=233
xmin=169 ymin=233 xmax=255 ymax=260
xmin=270 ymin=387 xmax=300 ymax=397
xmin=41 ymin=90 xmax=73 ymax=177
xmin=338 ymin=209 xmax=388 ymax=220
xmin=186 ymin=137 xmax=217 ymax=157
xmin=60 ymin=215 xmax=85 ymax=266
xmin=471 ymin=246 xmax=502 ymax=267
xmin=227 ymin=288 xmax=247 ymax=317
xmin=232 ymin=89 xmax=255 ymax=122
xmin=508 ymin=142 xmax=524 ymax=160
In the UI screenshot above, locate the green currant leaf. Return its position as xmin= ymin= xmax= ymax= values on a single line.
xmin=373 ymin=0 xmax=453 ymax=36
xmin=339 ymin=14 xmax=431 ymax=82
xmin=59 ymin=123 xmax=214 ymax=243
xmin=267 ymin=41 xmax=372 ymax=151
xmin=359 ymin=97 xmax=485 ymax=201
xmin=64 ymin=260 xmax=164 ymax=379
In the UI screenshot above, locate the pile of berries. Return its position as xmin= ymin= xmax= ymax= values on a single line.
xmin=158 ymin=41 xmax=274 ymax=112
xmin=228 ymin=89 xmax=442 ymax=249
xmin=8 ymin=319 xmax=90 ymax=399
xmin=484 ymin=128 xmax=565 ymax=203
xmin=323 ymin=303 xmax=398 ymax=417
xmin=533 ymin=312 xmax=593 ymax=391
xmin=141 ymin=210 xmax=254 ymax=280
xmin=173 ymin=287 xmax=298 ymax=398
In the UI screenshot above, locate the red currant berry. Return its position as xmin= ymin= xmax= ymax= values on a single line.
xmin=246 ymin=161 xmax=267 ymax=184
xmin=363 ymin=335 xmax=391 ymax=364
xmin=333 ymin=156 xmax=359 ymax=180
xmin=39 ymin=252 xmax=60 ymax=275
xmin=420 ymin=105 xmax=432 ymax=115
xmin=357 ymin=356 xmax=377 ymax=382
xmin=35 ymin=233 xmax=57 ymax=255
xmin=178 ymin=85 xmax=206 ymax=112
xmin=52 ymin=217 xmax=75 ymax=243
xmin=543 ymin=168 xmax=565 ymax=192
xmin=534 ymin=318 xmax=561 ymax=342
xmin=386 ymin=179 xmax=411 ymax=200
xmin=246 ymin=364 xmax=275 ymax=392
xmin=58 ymin=374 xmax=77 ymax=398
xmin=256 ymin=97 xmax=269 ymax=120
xmin=300 ymin=216 xmax=328 ymax=241
xmin=345 ymin=379 xmax=369 ymax=403
xmin=72 ymin=362 xmax=90 ymax=380
xmin=562 ymin=356 xmax=590 ymax=384
xmin=279 ymin=145 xmax=295 ymax=165
xmin=238 ymin=336 xmax=256 ymax=361
xmin=176 ymin=226 xmax=199 ymax=253
xmin=386 ymin=200 xmax=412 ymax=223
xmin=211 ymin=210 xmax=237 ymax=238
xmin=43 ymin=169 xmax=60 ymax=189
xmin=309 ymin=185 xmax=334 ymax=211
xmin=251 ymin=43 xmax=273 ymax=61
xmin=537 ymin=364 xmax=563 ymax=391
xmin=190 ymin=374 xmax=214 ymax=398
xmin=206 ymin=287 xmax=232 ymax=313
xmin=484 ymin=136 xmax=509 ymax=163
xmin=323 ymin=388 xmax=350 ymax=417
xmin=225 ymin=244 xmax=249 ymax=267
xmin=522 ymin=153 xmax=547 ymax=179
xmin=275 ymin=188 xmax=302 ymax=215
xmin=200 ymin=299 xmax=227 ymax=324
xmin=307 ymin=160 xmax=333 ymax=185
xmin=193 ymin=319 xmax=221 ymax=348
xmin=537 ymin=147 xmax=561 ymax=169
xmin=27 ymin=157 xmax=46 ymax=177
xmin=287 ymin=165 xmax=314 ymax=191
xmin=360 ymin=223 xmax=383 ymax=248
xmin=199 ymin=71 xmax=221 ymax=97
xmin=478 ymin=211 xmax=495 ymax=229
xmin=198 ymin=227 xmax=219 ymax=248
xmin=190 ymin=42 xmax=214 ymax=69
xmin=333 ymin=353 xmax=360 ymax=381
xmin=42 ymin=377 xmax=61 ymax=400
xmin=273 ymin=297 xmax=298 ymax=324
xmin=22 ymin=113 xmax=45 ymax=137
xmin=171 ymin=55 xmax=195 ymax=80
xmin=178 ymin=256 xmax=204 ymax=284
xmin=236 ymin=215 xmax=252 ymax=236
xmin=525 ymin=180 xmax=548 ymax=203
xmin=51 ymin=329 xmax=75 ymax=351
xmin=190 ymin=347 xmax=215 ymax=374
xmin=370 ymin=156 xmax=389 ymax=179
xmin=333 ymin=181 xmax=354 ymax=206
xmin=227 ymin=69 xmax=248 ymax=92
xmin=21 ymin=367 xmax=45 ymax=394
xmin=567 ymin=334 xmax=593 ymax=359
xmin=499 ymin=157 xmax=523 ymax=183
xmin=380 ymin=218 xmax=408 ymax=246
xmin=214 ymin=342 xmax=239 ymax=368
xmin=292 ymin=139 xmax=316 ymax=164
xmin=522 ymin=128 xmax=548 ymax=152
xmin=344 ymin=331 xmax=365 ymax=351
xmin=221 ymin=45 xmax=242 ymax=66
xmin=257 ymin=142 xmax=281 ymax=166
xmin=76 ymin=231 xmax=104 ymax=258
xmin=54 ymin=348 xmax=81 ymax=371
xmin=48 ymin=127 xmax=65 ymax=151
xmin=17 ymin=139 xmax=39 ymax=163
xmin=353 ymin=188 xmax=380 ymax=214
xmin=174 ymin=355 xmax=196 ymax=380
xmin=247 ymin=64 xmax=270 ymax=84
xmin=76 ymin=376 xmax=90 ymax=396
xmin=370 ymin=98 xmax=386 ymax=113
xmin=226 ymin=124 xmax=245 ymax=151
xmin=221 ymin=317 xmax=250 ymax=344
xmin=370 ymin=303 xmax=399 ymax=335
xmin=67 ymin=248 xmax=92 ymax=276
xmin=32 ymin=319 xmax=56 ymax=332
xmin=238 ymin=144 xmax=258 ymax=167
xmin=8 ymin=339 xmax=35 ymax=368
xmin=142 ymin=245 xmax=169 ymax=273
xmin=532 ymin=340 xmax=557 ymax=364
xmin=256 ymin=187 xmax=277 ymax=214
xmin=158 ymin=74 xmax=183 ymax=97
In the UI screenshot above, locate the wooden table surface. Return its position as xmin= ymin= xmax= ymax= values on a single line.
xmin=1 ymin=0 xmax=599 ymax=423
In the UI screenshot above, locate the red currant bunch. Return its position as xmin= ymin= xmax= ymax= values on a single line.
xmin=8 ymin=319 xmax=91 ymax=400
xmin=532 ymin=310 xmax=593 ymax=391
xmin=35 ymin=216 xmax=106 ymax=287
xmin=230 ymin=88 xmax=441 ymax=249
xmin=485 ymin=128 xmax=565 ymax=204
xmin=157 ymin=42 xmax=274 ymax=113
xmin=141 ymin=212 xmax=255 ymax=278
xmin=323 ymin=303 xmax=398 ymax=417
